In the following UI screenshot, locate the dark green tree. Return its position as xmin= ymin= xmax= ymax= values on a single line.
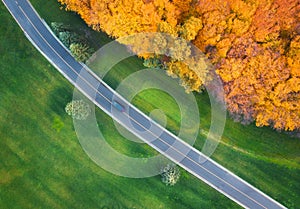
xmin=58 ymin=31 xmax=84 ymax=48
xmin=50 ymin=22 xmax=72 ymax=35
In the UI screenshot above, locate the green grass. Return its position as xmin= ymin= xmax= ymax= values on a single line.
xmin=0 ymin=1 xmax=239 ymax=209
xmin=102 ymin=59 xmax=300 ymax=209
xmin=0 ymin=0 xmax=299 ymax=209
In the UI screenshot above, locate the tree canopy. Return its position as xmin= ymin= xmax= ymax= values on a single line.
xmin=58 ymin=0 xmax=300 ymax=131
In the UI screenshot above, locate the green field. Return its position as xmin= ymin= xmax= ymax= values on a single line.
xmin=0 ymin=0 xmax=299 ymax=209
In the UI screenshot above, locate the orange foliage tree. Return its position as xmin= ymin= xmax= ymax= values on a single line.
xmin=58 ymin=0 xmax=300 ymax=131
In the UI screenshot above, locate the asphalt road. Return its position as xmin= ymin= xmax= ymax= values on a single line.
xmin=2 ymin=0 xmax=287 ymax=208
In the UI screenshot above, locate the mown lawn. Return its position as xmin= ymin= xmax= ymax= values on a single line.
xmin=0 ymin=0 xmax=299 ymax=209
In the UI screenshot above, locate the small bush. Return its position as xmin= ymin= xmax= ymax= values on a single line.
xmin=65 ymin=100 xmax=91 ymax=120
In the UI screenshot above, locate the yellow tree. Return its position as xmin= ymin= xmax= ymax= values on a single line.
xmin=166 ymin=60 xmax=204 ymax=93
xmin=179 ymin=16 xmax=203 ymax=41
xmin=59 ymin=0 xmax=300 ymax=131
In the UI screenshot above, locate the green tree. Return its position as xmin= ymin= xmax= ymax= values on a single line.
xmin=58 ymin=31 xmax=84 ymax=48
xmin=69 ymin=43 xmax=94 ymax=63
xmin=50 ymin=22 xmax=72 ymax=35
xmin=161 ymin=163 xmax=180 ymax=186
xmin=65 ymin=100 xmax=91 ymax=120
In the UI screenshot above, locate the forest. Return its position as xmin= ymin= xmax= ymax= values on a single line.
xmin=58 ymin=0 xmax=300 ymax=131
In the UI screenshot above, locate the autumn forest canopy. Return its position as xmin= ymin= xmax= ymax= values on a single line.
xmin=58 ymin=0 xmax=300 ymax=132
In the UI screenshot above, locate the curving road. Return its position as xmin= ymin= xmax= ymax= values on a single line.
xmin=2 ymin=0 xmax=287 ymax=208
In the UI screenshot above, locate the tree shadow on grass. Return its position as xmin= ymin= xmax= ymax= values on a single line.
xmin=47 ymin=85 xmax=72 ymax=116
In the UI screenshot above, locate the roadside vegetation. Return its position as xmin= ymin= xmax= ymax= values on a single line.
xmin=50 ymin=22 xmax=94 ymax=62
xmin=0 ymin=1 xmax=299 ymax=209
